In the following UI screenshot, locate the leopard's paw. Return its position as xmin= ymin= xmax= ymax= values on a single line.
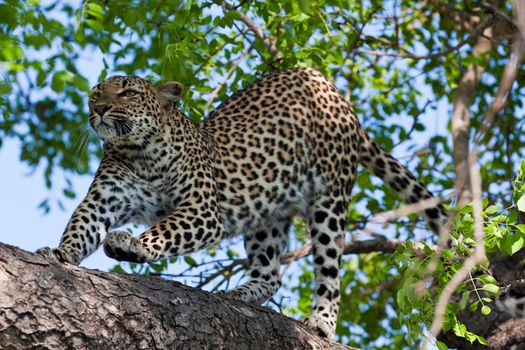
xmin=219 ymin=287 xmax=271 ymax=305
xmin=36 ymin=246 xmax=81 ymax=265
xmin=303 ymin=314 xmax=336 ymax=339
xmin=219 ymin=289 xmax=248 ymax=302
xmin=103 ymin=231 xmax=149 ymax=263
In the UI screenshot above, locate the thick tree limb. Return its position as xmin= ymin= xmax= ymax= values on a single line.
xmin=474 ymin=0 xmax=525 ymax=147
xmin=0 ymin=242 xmax=357 ymax=350
xmin=451 ymin=24 xmax=493 ymax=206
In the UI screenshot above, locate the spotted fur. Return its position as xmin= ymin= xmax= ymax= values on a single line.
xmin=38 ymin=68 xmax=447 ymax=338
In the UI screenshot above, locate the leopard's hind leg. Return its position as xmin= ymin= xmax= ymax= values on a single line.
xmin=223 ymin=221 xmax=290 ymax=304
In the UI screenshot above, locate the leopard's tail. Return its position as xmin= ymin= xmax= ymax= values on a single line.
xmin=358 ymin=130 xmax=447 ymax=233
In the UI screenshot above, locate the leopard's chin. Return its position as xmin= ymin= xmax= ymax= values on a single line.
xmin=94 ymin=123 xmax=116 ymax=141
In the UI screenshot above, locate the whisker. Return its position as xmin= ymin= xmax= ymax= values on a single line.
xmin=111 ymin=118 xmax=133 ymax=136
xmin=72 ymin=127 xmax=90 ymax=162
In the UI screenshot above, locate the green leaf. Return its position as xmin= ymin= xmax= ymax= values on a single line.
xmin=485 ymin=204 xmax=500 ymax=215
xmin=396 ymin=288 xmax=406 ymax=310
xmin=452 ymin=321 xmax=467 ymax=337
xmin=477 ymin=336 xmax=489 ymax=345
xmin=478 ymin=274 xmax=497 ymax=285
xmin=517 ymin=196 xmax=525 ymax=212
xmin=86 ymin=2 xmax=104 ymax=19
xmin=111 ymin=264 xmax=125 ymax=273
xmin=0 ymin=82 xmax=11 ymax=94
xmin=148 ymin=262 xmax=164 ymax=272
xmin=289 ymin=12 xmax=310 ymax=22
xmin=73 ymin=75 xmax=90 ymax=92
xmin=511 ymin=235 xmax=525 ymax=255
xmin=298 ymin=0 xmax=311 ymax=13
xmin=63 ymin=189 xmax=75 ymax=198
xmin=516 ymin=224 xmax=525 ymax=234
xmin=482 ymin=284 xmax=500 ymax=295
xmin=184 ymin=255 xmax=197 ymax=267
xmin=459 ymin=290 xmax=470 ymax=309
xmin=436 ymin=341 xmax=449 ymax=350
xmin=481 ymin=305 xmax=491 ymax=315
xmin=86 ymin=19 xmax=103 ymax=31
xmin=51 ymin=73 xmax=65 ymax=92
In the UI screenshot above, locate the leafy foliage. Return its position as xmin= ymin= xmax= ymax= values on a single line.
xmin=392 ymin=161 xmax=525 ymax=348
xmin=1 ymin=0 xmax=523 ymax=348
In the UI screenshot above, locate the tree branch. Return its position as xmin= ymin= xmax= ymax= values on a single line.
xmin=222 ymin=1 xmax=279 ymax=59
xmin=280 ymin=236 xmax=429 ymax=266
xmin=0 ymin=242 xmax=356 ymax=350
xmin=351 ymin=17 xmax=493 ymax=60
xmin=203 ymin=47 xmax=251 ymax=113
xmin=451 ymin=18 xmax=494 ymax=206
xmin=474 ymin=0 xmax=525 ymax=147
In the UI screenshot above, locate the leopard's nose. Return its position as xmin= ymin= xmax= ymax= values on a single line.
xmin=94 ymin=104 xmax=112 ymax=116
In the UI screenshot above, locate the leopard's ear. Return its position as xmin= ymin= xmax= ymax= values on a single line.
xmin=155 ymin=81 xmax=184 ymax=107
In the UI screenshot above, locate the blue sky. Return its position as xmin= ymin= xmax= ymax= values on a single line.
xmin=0 ymin=137 xmax=116 ymax=270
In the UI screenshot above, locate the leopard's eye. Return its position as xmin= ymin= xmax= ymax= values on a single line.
xmin=90 ymin=92 xmax=101 ymax=100
xmin=121 ymin=90 xmax=139 ymax=98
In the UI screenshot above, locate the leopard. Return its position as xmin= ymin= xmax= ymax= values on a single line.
xmin=38 ymin=67 xmax=447 ymax=339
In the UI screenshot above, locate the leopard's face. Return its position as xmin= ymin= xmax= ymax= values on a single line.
xmin=88 ymin=76 xmax=183 ymax=144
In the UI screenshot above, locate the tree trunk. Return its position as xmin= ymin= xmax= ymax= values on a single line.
xmin=0 ymin=243 xmax=355 ymax=350
xmin=451 ymin=24 xmax=493 ymax=206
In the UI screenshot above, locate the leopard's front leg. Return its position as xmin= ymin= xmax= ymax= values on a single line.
xmin=38 ymin=198 xmax=128 ymax=265
xmin=104 ymin=203 xmax=224 ymax=262
xmin=37 ymin=160 xmax=155 ymax=265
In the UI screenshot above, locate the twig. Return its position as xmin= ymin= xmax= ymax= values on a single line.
xmin=203 ymin=47 xmax=251 ymax=112
xmin=222 ymin=1 xmax=278 ymax=59
xmin=392 ymin=100 xmax=432 ymax=148
xmin=280 ymin=234 xmax=433 ymax=266
xmin=278 ymin=192 xmax=452 ymax=266
xmin=474 ymin=0 xmax=525 ymax=148
xmin=503 ymin=278 xmax=525 ymax=291
xmin=196 ymin=259 xmax=246 ymax=289
xmin=192 ymin=30 xmax=247 ymax=79
xmin=281 ymin=243 xmax=312 ymax=265
xmin=230 ymin=21 xmax=274 ymax=68
xmin=353 ymin=278 xmax=398 ymax=297
xmin=209 ymin=265 xmax=247 ymax=293
xmin=480 ymin=2 xmax=519 ymax=30
xmin=336 ymin=6 xmax=379 ymax=84
xmin=364 ymin=194 xmax=452 ymax=227
xmin=412 ymin=219 xmax=452 ymax=298
xmin=352 ymin=16 xmax=492 ymax=60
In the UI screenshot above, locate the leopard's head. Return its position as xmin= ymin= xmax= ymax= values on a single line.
xmin=88 ymin=76 xmax=184 ymax=143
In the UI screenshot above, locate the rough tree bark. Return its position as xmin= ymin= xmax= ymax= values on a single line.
xmin=451 ymin=24 xmax=493 ymax=206
xmin=0 ymin=243 xmax=356 ymax=350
